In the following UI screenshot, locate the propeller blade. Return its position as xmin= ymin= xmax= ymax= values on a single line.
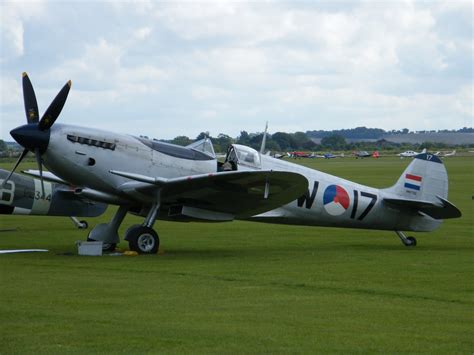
xmin=22 ymin=73 xmax=40 ymax=124
xmin=35 ymin=148 xmax=45 ymax=199
xmin=1 ymin=148 xmax=28 ymax=188
xmin=38 ymin=80 xmax=72 ymax=131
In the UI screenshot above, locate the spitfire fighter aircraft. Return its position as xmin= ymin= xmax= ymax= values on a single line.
xmin=2 ymin=74 xmax=308 ymax=253
xmin=3 ymin=74 xmax=461 ymax=253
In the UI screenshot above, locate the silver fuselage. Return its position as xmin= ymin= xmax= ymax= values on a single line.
xmin=248 ymin=155 xmax=440 ymax=232
xmin=41 ymin=124 xmax=440 ymax=233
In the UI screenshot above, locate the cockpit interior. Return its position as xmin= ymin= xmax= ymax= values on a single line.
xmin=219 ymin=144 xmax=261 ymax=171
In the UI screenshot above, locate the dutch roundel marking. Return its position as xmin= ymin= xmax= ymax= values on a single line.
xmin=323 ymin=185 xmax=350 ymax=216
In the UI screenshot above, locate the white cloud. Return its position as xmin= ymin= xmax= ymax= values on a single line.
xmin=453 ymin=85 xmax=474 ymax=117
xmin=0 ymin=1 xmax=45 ymax=59
xmin=0 ymin=76 xmax=21 ymax=106
xmin=191 ymin=85 xmax=231 ymax=100
xmin=1 ymin=1 xmax=472 ymax=140
xmin=133 ymin=27 xmax=152 ymax=40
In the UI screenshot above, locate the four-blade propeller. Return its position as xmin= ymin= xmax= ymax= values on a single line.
xmin=1 ymin=73 xmax=71 ymax=197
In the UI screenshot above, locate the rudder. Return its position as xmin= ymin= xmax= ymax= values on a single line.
xmin=385 ymin=153 xmax=448 ymax=202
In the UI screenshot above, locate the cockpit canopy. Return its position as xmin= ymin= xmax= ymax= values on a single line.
xmin=186 ymin=138 xmax=216 ymax=159
xmin=226 ymin=144 xmax=261 ymax=169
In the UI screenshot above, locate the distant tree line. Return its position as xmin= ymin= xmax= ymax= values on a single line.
xmin=0 ymin=140 xmax=7 ymax=151
xmin=306 ymin=126 xmax=474 ymax=139
xmin=165 ymin=131 xmax=318 ymax=152
xmin=162 ymin=129 xmax=474 ymax=153
xmin=307 ymin=127 xmax=386 ymax=139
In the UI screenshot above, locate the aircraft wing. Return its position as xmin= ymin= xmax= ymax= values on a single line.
xmin=112 ymin=170 xmax=308 ymax=219
xmin=383 ymin=196 xmax=462 ymax=219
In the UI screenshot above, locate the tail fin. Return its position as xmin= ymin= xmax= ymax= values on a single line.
xmin=382 ymin=153 xmax=461 ymax=219
xmin=386 ymin=153 xmax=448 ymax=201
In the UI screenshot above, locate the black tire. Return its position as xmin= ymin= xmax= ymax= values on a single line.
xmin=405 ymin=236 xmax=417 ymax=247
xmin=124 ymin=224 xmax=142 ymax=241
xmin=126 ymin=226 xmax=159 ymax=254
xmin=79 ymin=220 xmax=88 ymax=229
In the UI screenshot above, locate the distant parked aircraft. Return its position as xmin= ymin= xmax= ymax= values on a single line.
xmin=323 ymin=153 xmax=344 ymax=159
xmin=272 ymin=153 xmax=285 ymax=159
xmin=354 ymin=151 xmax=371 ymax=158
xmin=441 ymin=150 xmax=456 ymax=157
xmin=399 ymin=149 xmax=426 ymax=158
xmin=289 ymin=151 xmax=314 ymax=158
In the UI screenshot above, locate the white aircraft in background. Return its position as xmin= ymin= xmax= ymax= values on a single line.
xmin=440 ymin=150 xmax=456 ymax=157
xmin=398 ymin=149 xmax=427 ymax=158
xmin=271 ymin=153 xmax=286 ymax=159
xmin=321 ymin=153 xmax=345 ymax=159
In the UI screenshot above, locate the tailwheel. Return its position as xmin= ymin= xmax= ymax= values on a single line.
xmin=126 ymin=225 xmax=159 ymax=254
xmin=396 ymin=231 xmax=417 ymax=247
xmin=404 ymin=236 xmax=417 ymax=247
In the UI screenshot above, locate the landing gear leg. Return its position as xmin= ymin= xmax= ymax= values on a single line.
xmin=87 ymin=205 xmax=129 ymax=252
xmin=396 ymin=231 xmax=417 ymax=247
xmin=125 ymin=196 xmax=161 ymax=254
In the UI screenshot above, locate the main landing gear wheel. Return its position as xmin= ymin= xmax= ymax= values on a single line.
xmin=126 ymin=225 xmax=159 ymax=254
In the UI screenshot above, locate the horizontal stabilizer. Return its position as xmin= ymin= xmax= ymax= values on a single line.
xmin=383 ymin=196 xmax=461 ymax=219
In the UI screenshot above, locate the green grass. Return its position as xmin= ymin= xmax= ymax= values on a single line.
xmin=0 ymin=157 xmax=473 ymax=353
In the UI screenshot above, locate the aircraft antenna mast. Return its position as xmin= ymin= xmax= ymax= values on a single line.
xmin=260 ymin=121 xmax=268 ymax=154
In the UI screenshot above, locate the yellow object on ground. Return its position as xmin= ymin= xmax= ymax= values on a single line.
xmin=123 ymin=251 xmax=138 ymax=256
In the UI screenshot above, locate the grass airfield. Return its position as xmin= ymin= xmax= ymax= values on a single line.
xmin=0 ymin=156 xmax=472 ymax=353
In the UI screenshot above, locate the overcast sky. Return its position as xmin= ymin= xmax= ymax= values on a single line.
xmin=1 ymin=0 xmax=472 ymax=141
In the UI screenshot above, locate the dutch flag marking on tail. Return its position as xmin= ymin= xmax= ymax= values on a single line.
xmin=404 ymin=173 xmax=422 ymax=191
